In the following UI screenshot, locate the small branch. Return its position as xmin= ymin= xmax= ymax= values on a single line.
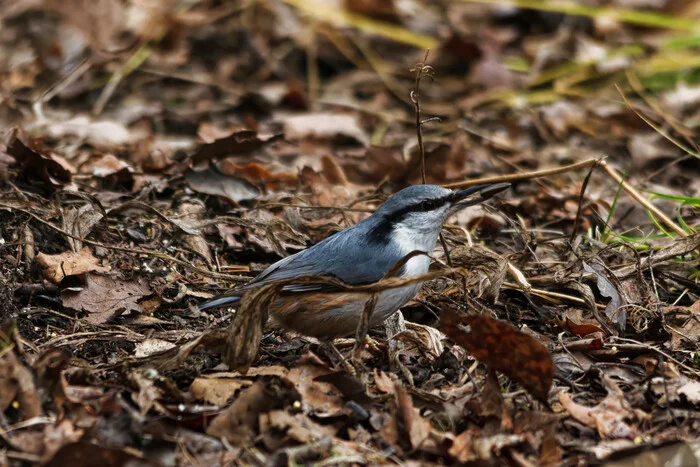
xmin=443 ymin=158 xmax=603 ymax=189
xmin=410 ymin=49 xmax=433 ymax=184
xmin=502 ymin=282 xmax=606 ymax=309
xmin=599 ymin=160 xmax=687 ymax=238
xmin=569 ymin=160 xmax=600 ymax=244
xmin=4 ymin=204 xmax=250 ymax=281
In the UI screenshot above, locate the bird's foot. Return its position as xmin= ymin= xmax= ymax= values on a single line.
xmin=320 ymin=340 xmax=357 ymax=376
xmin=384 ymin=311 xmax=415 ymax=386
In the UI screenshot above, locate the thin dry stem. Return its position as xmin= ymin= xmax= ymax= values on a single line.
xmin=599 ymin=161 xmax=687 ymax=237
xmin=411 ymin=49 xmax=432 ymax=184
xmin=443 ymin=158 xmax=603 ymax=189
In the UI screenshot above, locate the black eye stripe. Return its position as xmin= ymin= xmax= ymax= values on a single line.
xmin=369 ymin=194 xmax=452 ymax=243
xmin=384 ymin=195 xmax=450 ymax=223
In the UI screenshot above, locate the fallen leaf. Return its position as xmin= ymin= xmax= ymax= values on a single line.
xmin=441 ymin=309 xmax=553 ymax=403
xmin=5 ymin=129 xmax=72 ymax=190
xmin=260 ymin=409 xmax=335 ymax=444
xmin=41 ymin=419 xmax=84 ymax=464
xmin=190 ymin=130 xmax=283 ymax=164
xmin=284 ymin=113 xmax=369 ymax=146
xmin=223 ymin=282 xmax=278 ymax=373
xmin=60 ymin=274 xmax=152 ymax=324
xmin=559 ymin=374 xmax=638 ymax=439
xmin=61 ymin=203 xmax=105 ymax=252
xmin=343 ymin=0 xmax=400 ymax=23
xmin=373 ymin=369 xmax=397 ymax=395
xmin=451 ymin=244 xmax=508 ymax=303
xmin=133 ymin=339 xmax=177 ymax=358
xmin=0 ymin=347 xmax=41 ymax=420
xmin=285 ymin=354 xmax=347 ymax=417
xmin=45 ymin=442 xmax=159 ymax=467
xmin=392 ymin=321 xmax=445 ymax=359
xmin=554 ymin=316 xmax=605 ymax=338
xmin=184 ymin=166 xmax=260 ymax=203
xmin=394 ymin=382 xmax=429 ymax=449
xmin=583 ymin=261 xmax=624 ymax=331
xmin=217 ymin=161 xmax=298 ymax=190
xmin=206 ymin=379 xmax=299 ymax=444
xmin=36 ymin=247 xmax=110 ymax=283
xmin=189 ymin=375 xmax=252 ymax=406
xmin=129 ymin=368 xmax=163 ymax=415
xmin=449 ymin=428 xmax=527 ymax=464
xmin=46 ymin=116 xmax=132 ymax=147
xmin=677 ymin=381 xmax=700 ymax=405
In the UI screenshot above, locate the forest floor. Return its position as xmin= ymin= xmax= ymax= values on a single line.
xmin=1 ymin=0 xmax=700 ymax=465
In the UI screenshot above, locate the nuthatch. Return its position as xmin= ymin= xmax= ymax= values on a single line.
xmin=199 ymin=183 xmax=509 ymax=339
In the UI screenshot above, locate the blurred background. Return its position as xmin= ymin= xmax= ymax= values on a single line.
xmin=2 ymin=0 xmax=700 ymax=195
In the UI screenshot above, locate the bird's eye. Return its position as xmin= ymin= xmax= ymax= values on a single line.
xmin=421 ymin=200 xmax=437 ymax=211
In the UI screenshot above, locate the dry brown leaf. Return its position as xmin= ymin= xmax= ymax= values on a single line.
xmin=5 ymin=129 xmax=72 ymax=190
xmin=284 ymin=113 xmax=369 ymax=146
xmin=343 ymin=145 xmax=406 ymax=184
xmin=129 ymin=369 xmax=164 ymax=416
xmin=223 ymin=282 xmax=279 ymax=373
xmin=451 ymin=244 xmax=508 ymax=303
xmin=189 ymin=375 xmax=252 ymax=406
xmin=284 ymin=354 xmax=347 ymax=418
xmin=373 ymin=369 xmax=397 ymax=395
xmin=554 ymin=316 xmax=605 ymax=338
xmin=133 ymin=339 xmax=176 ymax=358
xmin=46 ymin=117 xmax=132 ymax=148
xmin=60 ymin=274 xmax=152 ymax=324
xmin=191 ymin=130 xmax=283 ymax=164
xmin=449 ymin=428 xmax=528 ymax=464
xmin=36 ymin=247 xmax=110 ymax=283
xmin=559 ymin=374 xmax=638 ymax=439
xmin=392 ymin=321 xmax=445 ymax=359
xmin=261 ymin=409 xmax=335 ymax=444
xmin=41 ymin=419 xmax=84 ymax=465
xmin=218 ymin=161 xmax=298 ymax=190
xmin=206 ymin=380 xmax=298 ymax=444
xmin=392 ymin=382 xmax=443 ymax=455
xmin=61 ymin=203 xmax=105 ymax=252
xmin=343 ymin=0 xmax=400 ymax=23
xmin=184 ymin=166 xmax=260 ymax=203
xmin=0 ymin=348 xmax=41 ymax=420
xmin=441 ymin=309 xmax=553 ymax=403
xmin=46 ymin=442 xmax=159 ymax=467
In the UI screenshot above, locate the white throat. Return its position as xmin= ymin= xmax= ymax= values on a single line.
xmin=391 ymin=223 xmax=439 ymax=276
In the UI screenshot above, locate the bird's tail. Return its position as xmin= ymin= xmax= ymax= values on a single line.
xmin=198 ymin=292 xmax=242 ymax=311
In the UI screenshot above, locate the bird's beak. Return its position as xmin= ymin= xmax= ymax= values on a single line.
xmin=449 ymin=183 xmax=510 ymax=211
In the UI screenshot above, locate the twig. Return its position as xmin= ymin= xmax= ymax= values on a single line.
xmin=410 ymin=49 xmax=433 ymax=185
xmin=444 ymin=156 xmax=687 ymax=238
xmin=598 ymin=160 xmax=688 ymax=237
xmin=569 ymin=159 xmax=603 ymax=244
xmin=443 ymin=158 xmax=603 ymax=189
xmin=502 ymin=282 xmax=606 ymax=309
xmin=3 ymin=204 xmax=249 ymax=281
xmin=411 ymin=51 xmax=452 ymax=272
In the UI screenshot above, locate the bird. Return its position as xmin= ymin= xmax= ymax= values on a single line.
xmin=199 ymin=183 xmax=509 ymax=340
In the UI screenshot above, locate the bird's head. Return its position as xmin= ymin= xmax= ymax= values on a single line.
xmin=367 ymin=183 xmax=509 ymax=246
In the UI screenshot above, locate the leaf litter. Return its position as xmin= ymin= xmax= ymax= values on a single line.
xmin=0 ymin=0 xmax=699 ymax=465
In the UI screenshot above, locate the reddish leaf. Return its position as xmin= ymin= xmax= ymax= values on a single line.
xmin=440 ymin=309 xmax=553 ymax=403
xmin=554 ymin=317 xmax=605 ymax=338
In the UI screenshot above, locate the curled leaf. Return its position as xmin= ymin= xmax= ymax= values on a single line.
xmin=441 ymin=309 xmax=553 ymax=403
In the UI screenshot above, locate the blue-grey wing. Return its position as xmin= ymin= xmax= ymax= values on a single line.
xmin=246 ymin=226 xmax=398 ymax=293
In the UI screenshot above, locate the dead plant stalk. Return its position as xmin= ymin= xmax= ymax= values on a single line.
xmin=444 ymin=158 xmax=688 ymax=238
